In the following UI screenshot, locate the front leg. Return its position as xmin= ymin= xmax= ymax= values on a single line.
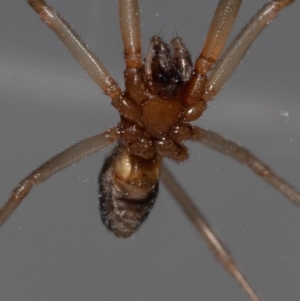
xmin=203 ymin=0 xmax=296 ymax=101
xmin=27 ymin=0 xmax=122 ymax=100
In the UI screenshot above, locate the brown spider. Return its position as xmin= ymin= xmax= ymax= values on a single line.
xmin=1 ymin=0 xmax=300 ymax=300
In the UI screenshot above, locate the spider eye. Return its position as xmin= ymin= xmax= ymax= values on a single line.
xmin=155 ymin=72 xmax=170 ymax=83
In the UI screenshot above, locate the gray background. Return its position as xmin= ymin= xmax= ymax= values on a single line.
xmin=1 ymin=1 xmax=300 ymax=300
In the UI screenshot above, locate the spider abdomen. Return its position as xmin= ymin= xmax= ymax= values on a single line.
xmin=99 ymin=143 xmax=161 ymax=237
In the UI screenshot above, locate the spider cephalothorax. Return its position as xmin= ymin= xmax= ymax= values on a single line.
xmin=115 ymin=35 xmax=198 ymax=161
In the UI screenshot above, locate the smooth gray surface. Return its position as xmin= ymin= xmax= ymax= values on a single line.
xmin=1 ymin=1 xmax=300 ymax=301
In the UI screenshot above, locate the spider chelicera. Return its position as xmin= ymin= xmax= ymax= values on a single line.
xmin=1 ymin=1 xmax=300 ymax=301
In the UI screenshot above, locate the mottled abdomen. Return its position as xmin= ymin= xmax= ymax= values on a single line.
xmin=99 ymin=143 xmax=161 ymax=238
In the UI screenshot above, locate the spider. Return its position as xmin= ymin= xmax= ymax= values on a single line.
xmin=1 ymin=0 xmax=300 ymax=300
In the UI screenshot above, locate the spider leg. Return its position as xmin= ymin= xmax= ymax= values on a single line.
xmin=203 ymin=0 xmax=296 ymax=101
xmin=119 ymin=0 xmax=147 ymax=104
xmin=192 ymin=126 xmax=300 ymax=206
xmin=184 ymin=0 xmax=242 ymax=104
xmin=118 ymin=0 xmax=142 ymax=69
xmin=27 ymin=0 xmax=140 ymax=120
xmin=161 ymin=163 xmax=261 ymax=301
xmin=0 ymin=129 xmax=118 ymax=227
xmin=27 ymin=0 xmax=121 ymax=100
xmin=195 ymin=0 xmax=242 ymax=76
